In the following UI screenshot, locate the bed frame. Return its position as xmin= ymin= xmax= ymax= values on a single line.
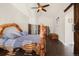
xmin=0 ymin=23 xmax=47 ymax=56
xmin=0 ymin=23 xmax=23 ymax=38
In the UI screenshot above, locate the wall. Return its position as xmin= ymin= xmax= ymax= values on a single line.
xmin=55 ymin=11 xmax=65 ymax=44
xmin=12 ymin=3 xmax=38 ymax=25
xmin=37 ymin=13 xmax=55 ymax=33
xmin=0 ymin=3 xmax=29 ymax=31
xmin=53 ymin=3 xmax=70 ymax=44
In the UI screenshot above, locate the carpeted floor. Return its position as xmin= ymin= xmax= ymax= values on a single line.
xmin=46 ymin=39 xmax=74 ymax=56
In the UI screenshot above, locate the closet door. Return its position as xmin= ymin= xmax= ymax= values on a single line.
xmin=65 ymin=5 xmax=74 ymax=46
xmin=74 ymin=3 xmax=79 ymax=54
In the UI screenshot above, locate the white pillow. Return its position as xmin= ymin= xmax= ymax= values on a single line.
xmin=11 ymin=31 xmax=22 ymax=38
xmin=4 ymin=31 xmax=22 ymax=39
xmin=3 ymin=27 xmax=22 ymax=39
xmin=20 ymin=31 xmax=28 ymax=36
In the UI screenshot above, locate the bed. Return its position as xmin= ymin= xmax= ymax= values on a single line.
xmin=0 ymin=23 xmax=47 ymax=56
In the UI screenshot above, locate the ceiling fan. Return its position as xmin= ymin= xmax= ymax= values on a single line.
xmin=32 ymin=3 xmax=50 ymax=12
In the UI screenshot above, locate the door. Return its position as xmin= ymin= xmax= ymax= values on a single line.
xmin=65 ymin=5 xmax=74 ymax=46
xmin=74 ymin=4 xmax=79 ymax=54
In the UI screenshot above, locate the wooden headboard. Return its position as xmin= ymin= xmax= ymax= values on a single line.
xmin=0 ymin=23 xmax=23 ymax=38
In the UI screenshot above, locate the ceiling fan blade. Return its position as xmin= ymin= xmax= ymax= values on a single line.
xmin=37 ymin=9 xmax=39 ymax=12
xmin=43 ymin=4 xmax=50 ymax=7
xmin=37 ymin=3 xmax=40 ymax=6
xmin=42 ymin=9 xmax=47 ymax=12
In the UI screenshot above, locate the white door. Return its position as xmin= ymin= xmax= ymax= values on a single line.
xmin=65 ymin=6 xmax=74 ymax=46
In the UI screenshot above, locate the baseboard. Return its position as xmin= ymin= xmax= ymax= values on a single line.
xmin=59 ymin=39 xmax=74 ymax=46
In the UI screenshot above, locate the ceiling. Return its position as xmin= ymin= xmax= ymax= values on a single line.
xmin=0 ymin=3 xmax=70 ymax=20
xmin=12 ymin=3 xmax=70 ymax=19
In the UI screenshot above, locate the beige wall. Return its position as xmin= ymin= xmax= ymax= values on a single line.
xmin=54 ymin=4 xmax=70 ymax=44
xmin=0 ymin=3 xmax=29 ymax=31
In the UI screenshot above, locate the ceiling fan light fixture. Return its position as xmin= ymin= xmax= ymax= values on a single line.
xmin=38 ymin=7 xmax=42 ymax=10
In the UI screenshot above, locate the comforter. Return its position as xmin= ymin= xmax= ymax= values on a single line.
xmin=0 ymin=35 xmax=40 ymax=50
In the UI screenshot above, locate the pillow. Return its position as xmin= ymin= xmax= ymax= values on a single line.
xmin=20 ymin=31 xmax=28 ymax=36
xmin=11 ymin=31 xmax=22 ymax=38
xmin=3 ymin=27 xmax=22 ymax=39
xmin=3 ymin=31 xmax=22 ymax=39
